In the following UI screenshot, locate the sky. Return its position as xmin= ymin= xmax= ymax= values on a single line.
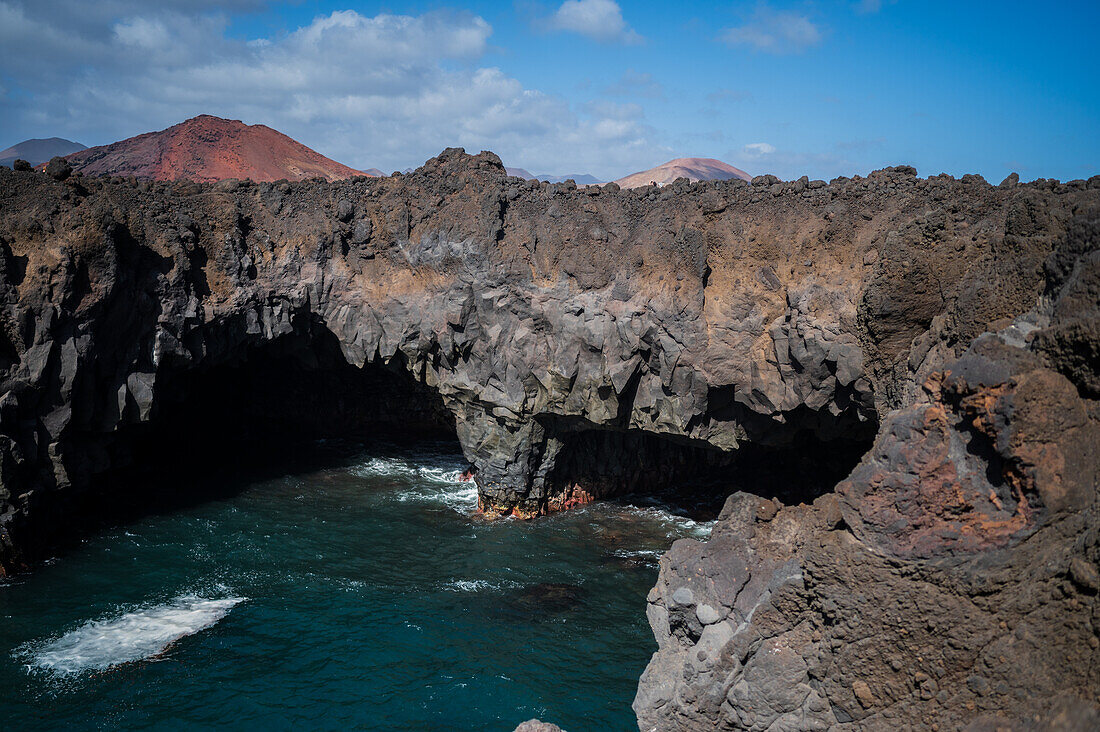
xmin=1 ymin=0 xmax=1098 ymax=182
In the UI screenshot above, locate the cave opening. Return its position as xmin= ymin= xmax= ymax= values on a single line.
xmin=540 ymin=420 xmax=875 ymax=520
xmin=67 ymin=322 xmax=461 ymax=540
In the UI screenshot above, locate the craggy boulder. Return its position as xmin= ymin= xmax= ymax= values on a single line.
xmin=637 ymin=333 xmax=1100 ymax=730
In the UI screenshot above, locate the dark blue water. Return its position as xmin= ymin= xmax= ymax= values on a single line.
xmin=0 ymin=442 xmax=712 ymax=731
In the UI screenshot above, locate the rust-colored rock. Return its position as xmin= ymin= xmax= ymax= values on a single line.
xmin=838 ymin=337 xmax=1097 ymax=559
xmin=62 ymin=115 xmax=366 ymax=183
xmin=0 ymin=148 xmax=1097 ymax=730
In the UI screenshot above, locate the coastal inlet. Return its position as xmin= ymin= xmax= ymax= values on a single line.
xmin=0 ymin=440 xmax=713 ymax=730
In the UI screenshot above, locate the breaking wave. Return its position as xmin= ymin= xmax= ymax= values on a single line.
xmin=394 ymin=483 xmax=479 ymax=514
xmin=18 ymin=593 xmax=245 ymax=675
xmin=443 ymin=579 xmax=521 ymax=592
xmin=349 ymin=456 xmax=467 ymax=485
xmin=613 ymin=498 xmax=716 ymax=539
xmin=348 ymin=454 xmax=477 ymax=513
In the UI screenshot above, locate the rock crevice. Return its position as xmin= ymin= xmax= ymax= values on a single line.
xmin=0 ymin=151 xmax=1098 ymax=728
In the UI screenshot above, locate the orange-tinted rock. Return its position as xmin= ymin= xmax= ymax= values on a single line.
xmin=63 ymin=115 xmax=366 ymax=183
xmin=838 ymin=337 xmax=1097 ymax=558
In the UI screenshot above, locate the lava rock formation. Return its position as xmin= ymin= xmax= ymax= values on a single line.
xmin=0 ymin=149 xmax=1097 ymax=729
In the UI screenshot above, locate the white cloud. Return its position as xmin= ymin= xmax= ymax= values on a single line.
xmin=546 ymin=0 xmax=642 ymax=44
xmin=743 ymin=142 xmax=776 ymax=155
xmin=0 ymin=4 xmax=669 ymax=179
xmin=721 ymin=6 xmax=822 ymax=54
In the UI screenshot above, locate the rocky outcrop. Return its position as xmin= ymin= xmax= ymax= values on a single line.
xmin=635 ymin=234 xmax=1100 ymax=729
xmin=0 ymin=149 xmax=1097 ymax=727
xmin=514 ymin=720 xmax=564 ymax=732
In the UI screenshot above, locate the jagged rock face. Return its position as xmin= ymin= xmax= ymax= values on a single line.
xmin=0 ymin=149 xmax=1098 ymax=728
xmin=635 ymin=239 xmax=1100 ymax=729
xmin=0 ymin=151 xmax=1096 ymax=570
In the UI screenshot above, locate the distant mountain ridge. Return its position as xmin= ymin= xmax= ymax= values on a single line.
xmin=614 ymin=157 xmax=751 ymax=189
xmin=536 ymin=173 xmax=603 ymax=185
xmin=61 ymin=115 xmax=366 ymax=183
xmin=505 ymin=166 xmax=603 ymax=185
xmin=0 ymin=138 xmax=86 ymax=168
xmin=8 ymin=121 xmax=745 ymax=189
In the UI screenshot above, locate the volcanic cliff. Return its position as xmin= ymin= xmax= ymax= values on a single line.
xmin=0 ymin=152 xmax=1097 ymax=729
xmin=60 ymin=115 xmax=364 ymax=183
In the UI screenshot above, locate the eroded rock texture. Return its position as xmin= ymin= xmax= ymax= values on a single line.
xmin=636 ymin=229 xmax=1100 ymax=730
xmin=0 ymin=149 xmax=1097 ymax=728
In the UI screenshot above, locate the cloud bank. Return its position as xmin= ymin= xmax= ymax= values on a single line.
xmin=0 ymin=1 xmax=664 ymax=177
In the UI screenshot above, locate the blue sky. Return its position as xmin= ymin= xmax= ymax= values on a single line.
xmin=1 ymin=0 xmax=1097 ymax=181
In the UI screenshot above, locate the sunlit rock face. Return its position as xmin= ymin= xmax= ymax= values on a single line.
xmin=0 ymin=149 xmax=1098 ymax=728
xmin=635 ymin=216 xmax=1100 ymax=731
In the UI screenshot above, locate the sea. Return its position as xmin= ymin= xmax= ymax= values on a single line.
xmin=0 ymin=440 xmax=713 ymax=731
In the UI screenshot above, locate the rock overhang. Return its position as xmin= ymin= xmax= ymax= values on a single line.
xmin=0 ymin=150 xmax=1097 ymax=562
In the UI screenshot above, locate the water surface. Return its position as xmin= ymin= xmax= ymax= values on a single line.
xmin=0 ymin=441 xmax=712 ymax=731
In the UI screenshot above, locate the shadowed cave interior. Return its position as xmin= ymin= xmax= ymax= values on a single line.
xmin=40 ymin=322 xmax=877 ymax=560
xmin=541 ymin=420 xmax=874 ymax=518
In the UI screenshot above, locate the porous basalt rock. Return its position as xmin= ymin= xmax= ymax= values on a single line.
xmin=636 ymin=242 xmax=1100 ymax=729
xmin=44 ymin=156 xmax=72 ymax=181
xmin=0 ymin=151 xmax=1096 ymax=562
xmin=0 ymin=149 xmax=1097 ymax=728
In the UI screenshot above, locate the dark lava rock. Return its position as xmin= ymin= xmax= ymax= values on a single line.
xmin=12 ymin=159 xmax=31 ymax=172
xmin=0 ymin=148 xmax=1097 ymax=730
xmin=635 ymin=331 xmax=1100 ymax=729
xmin=44 ymin=156 xmax=72 ymax=180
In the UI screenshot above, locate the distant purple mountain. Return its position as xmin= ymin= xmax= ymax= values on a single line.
xmin=535 ymin=173 xmax=604 ymax=185
xmin=505 ymin=165 xmax=603 ymax=185
xmin=0 ymin=137 xmax=86 ymax=168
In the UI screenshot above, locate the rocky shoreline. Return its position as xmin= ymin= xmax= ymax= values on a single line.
xmin=1 ymin=150 xmax=1097 ymax=728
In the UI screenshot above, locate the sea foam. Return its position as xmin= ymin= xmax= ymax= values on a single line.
xmin=444 ymin=578 xmax=522 ymax=592
xmin=349 ymin=454 xmax=476 ymax=513
xmin=20 ymin=593 xmax=245 ymax=675
xmin=349 ymin=456 xmax=466 ymax=485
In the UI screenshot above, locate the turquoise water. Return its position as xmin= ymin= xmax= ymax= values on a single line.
xmin=0 ymin=441 xmax=712 ymax=731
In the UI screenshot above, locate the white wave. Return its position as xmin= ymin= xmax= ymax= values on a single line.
xmin=394 ymin=484 xmax=478 ymax=514
xmin=419 ymin=467 xmax=467 ymax=484
xmin=444 ymin=579 xmax=519 ymax=592
xmin=349 ymin=457 xmax=467 ymax=485
xmin=349 ymin=453 xmax=477 ymax=515
xmin=619 ymin=505 xmax=715 ymax=538
xmin=20 ymin=593 xmax=245 ymax=675
xmin=611 ymin=548 xmax=664 ymax=560
xmin=349 ymin=456 xmax=415 ymax=478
